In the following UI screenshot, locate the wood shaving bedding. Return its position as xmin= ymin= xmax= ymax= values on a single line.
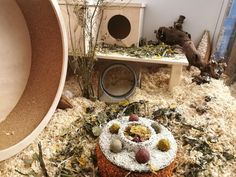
xmin=0 ymin=66 xmax=236 ymax=177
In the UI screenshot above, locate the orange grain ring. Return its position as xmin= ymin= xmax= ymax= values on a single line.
xmin=96 ymin=143 xmax=176 ymax=177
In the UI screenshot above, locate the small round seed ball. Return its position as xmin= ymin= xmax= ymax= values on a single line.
xmin=110 ymin=139 xmax=122 ymax=153
xmin=109 ymin=123 xmax=120 ymax=134
xmin=129 ymin=114 xmax=139 ymax=121
xmin=135 ymin=148 xmax=150 ymax=164
xmin=151 ymin=122 xmax=161 ymax=134
xmin=157 ymin=139 xmax=171 ymax=152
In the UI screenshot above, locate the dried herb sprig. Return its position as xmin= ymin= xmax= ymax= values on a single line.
xmin=38 ymin=143 xmax=49 ymax=177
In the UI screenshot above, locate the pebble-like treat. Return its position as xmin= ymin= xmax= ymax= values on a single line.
xmin=99 ymin=116 xmax=178 ymax=172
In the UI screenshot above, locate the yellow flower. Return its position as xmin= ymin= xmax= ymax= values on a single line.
xmin=77 ymin=154 xmax=88 ymax=168
xmin=130 ymin=125 xmax=151 ymax=140
xmin=148 ymin=163 xmax=159 ymax=174
xmin=119 ymin=100 xmax=129 ymax=107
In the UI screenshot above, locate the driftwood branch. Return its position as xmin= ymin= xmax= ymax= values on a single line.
xmin=155 ymin=15 xmax=226 ymax=79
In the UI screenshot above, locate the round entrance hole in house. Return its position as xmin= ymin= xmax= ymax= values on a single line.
xmin=100 ymin=64 xmax=136 ymax=98
xmin=108 ymin=15 xmax=131 ymax=40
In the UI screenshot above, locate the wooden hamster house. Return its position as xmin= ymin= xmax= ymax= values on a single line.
xmin=99 ymin=3 xmax=145 ymax=47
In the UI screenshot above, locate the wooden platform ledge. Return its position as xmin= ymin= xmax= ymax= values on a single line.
xmin=96 ymin=54 xmax=189 ymax=91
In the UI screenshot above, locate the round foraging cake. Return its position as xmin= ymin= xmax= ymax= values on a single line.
xmin=96 ymin=115 xmax=177 ymax=177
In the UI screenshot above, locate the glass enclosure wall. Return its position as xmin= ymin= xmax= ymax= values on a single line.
xmin=216 ymin=0 xmax=236 ymax=60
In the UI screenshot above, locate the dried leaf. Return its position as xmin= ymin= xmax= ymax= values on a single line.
xmin=183 ymin=136 xmax=213 ymax=155
xmin=86 ymin=106 xmax=95 ymax=114
xmin=92 ymin=126 xmax=102 ymax=137
xmin=77 ymin=155 xmax=88 ymax=168
xmin=22 ymin=158 xmax=33 ymax=168
xmin=222 ymin=152 xmax=235 ymax=161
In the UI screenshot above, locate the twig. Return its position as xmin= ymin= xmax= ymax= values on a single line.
xmin=92 ymin=7 xmax=104 ymax=57
xmin=15 ymin=169 xmax=29 ymax=176
xmin=125 ymin=171 xmax=132 ymax=177
xmin=182 ymin=122 xmax=204 ymax=132
xmin=89 ymin=0 xmax=102 ymax=53
xmin=57 ymin=156 xmax=73 ymax=167
xmin=92 ymin=166 xmax=97 ymax=177
xmin=38 ymin=143 xmax=49 ymax=177
xmin=59 ymin=174 xmax=74 ymax=177
xmin=117 ymin=103 xmax=129 ymax=118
